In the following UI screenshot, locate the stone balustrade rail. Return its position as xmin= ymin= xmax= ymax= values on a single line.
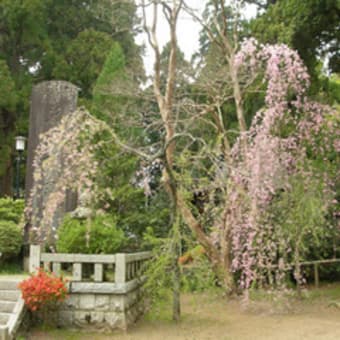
xmin=29 ymin=245 xmax=151 ymax=289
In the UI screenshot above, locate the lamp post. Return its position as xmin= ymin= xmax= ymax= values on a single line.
xmin=15 ymin=136 xmax=26 ymax=199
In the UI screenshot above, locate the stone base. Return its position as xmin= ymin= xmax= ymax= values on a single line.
xmin=55 ymin=288 xmax=144 ymax=331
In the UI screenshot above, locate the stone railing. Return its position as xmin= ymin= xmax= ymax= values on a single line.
xmin=28 ymin=245 xmax=152 ymax=330
xmin=29 ymin=245 xmax=150 ymax=286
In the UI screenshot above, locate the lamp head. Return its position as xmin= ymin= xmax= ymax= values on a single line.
xmin=15 ymin=136 xmax=26 ymax=152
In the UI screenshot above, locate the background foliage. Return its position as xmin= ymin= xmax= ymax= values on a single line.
xmin=56 ymin=214 xmax=126 ymax=254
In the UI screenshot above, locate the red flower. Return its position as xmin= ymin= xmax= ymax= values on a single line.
xmin=19 ymin=268 xmax=68 ymax=312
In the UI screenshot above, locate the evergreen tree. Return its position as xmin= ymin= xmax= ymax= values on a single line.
xmin=250 ymin=0 xmax=340 ymax=74
xmin=0 ymin=0 xmax=142 ymax=196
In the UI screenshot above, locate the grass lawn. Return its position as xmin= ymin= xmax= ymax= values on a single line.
xmin=20 ymin=283 xmax=340 ymax=340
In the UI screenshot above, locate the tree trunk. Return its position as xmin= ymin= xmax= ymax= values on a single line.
xmin=172 ymin=213 xmax=181 ymax=321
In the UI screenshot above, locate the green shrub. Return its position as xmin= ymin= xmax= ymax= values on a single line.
xmin=56 ymin=214 xmax=126 ymax=254
xmin=0 ymin=221 xmax=22 ymax=259
xmin=55 ymin=216 xmax=86 ymax=254
xmin=0 ymin=198 xmax=24 ymax=223
xmin=181 ymin=257 xmax=218 ymax=293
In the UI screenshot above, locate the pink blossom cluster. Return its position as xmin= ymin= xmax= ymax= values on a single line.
xmin=26 ymin=108 xmax=103 ymax=243
xmin=228 ymin=39 xmax=339 ymax=290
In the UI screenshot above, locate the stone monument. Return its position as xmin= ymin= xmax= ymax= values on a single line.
xmin=25 ymin=81 xmax=79 ymax=245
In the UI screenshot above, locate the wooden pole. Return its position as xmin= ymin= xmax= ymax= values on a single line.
xmin=314 ymin=263 xmax=319 ymax=288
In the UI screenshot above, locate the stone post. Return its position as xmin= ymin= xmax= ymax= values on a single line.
xmin=94 ymin=264 xmax=104 ymax=282
xmin=115 ymin=254 xmax=127 ymax=285
xmin=73 ymin=263 xmax=82 ymax=281
xmin=29 ymin=245 xmax=41 ymax=273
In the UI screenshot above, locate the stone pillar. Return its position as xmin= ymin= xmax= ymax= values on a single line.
xmin=29 ymin=245 xmax=41 ymax=273
xmin=25 ymin=81 xmax=79 ymax=244
xmin=115 ymin=254 xmax=127 ymax=286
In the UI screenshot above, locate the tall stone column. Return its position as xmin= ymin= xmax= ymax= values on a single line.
xmin=25 ymin=81 xmax=79 ymax=245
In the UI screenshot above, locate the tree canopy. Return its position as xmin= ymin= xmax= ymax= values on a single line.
xmin=250 ymin=0 xmax=340 ymax=74
xmin=0 ymin=0 xmax=141 ymax=196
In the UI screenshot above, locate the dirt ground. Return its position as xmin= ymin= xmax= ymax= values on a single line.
xmin=26 ymin=285 xmax=340 ymax=340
